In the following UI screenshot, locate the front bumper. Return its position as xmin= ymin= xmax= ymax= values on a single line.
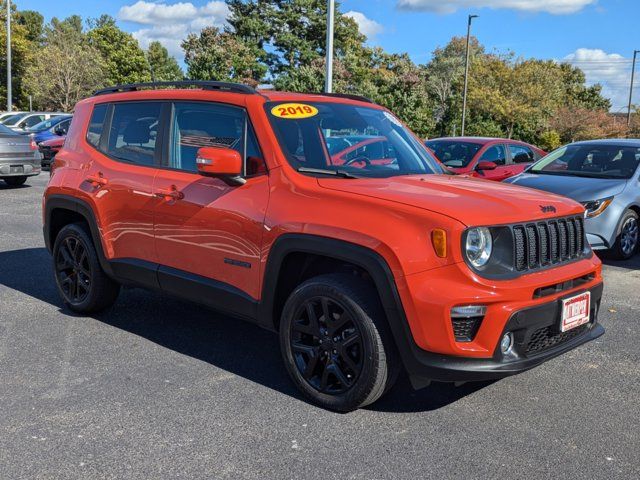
xmin=403 ymin=282 xmax=603 ymax=385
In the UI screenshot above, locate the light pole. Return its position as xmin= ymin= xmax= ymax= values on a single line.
xmin=324 ymin=0 xmax=335 ymax=93
xmin=6 ymin=0 xmax=11 ymax=112
xmin=461 ymin=14 xmax=478 ymax=136
xmin=627 ymin=49 xmax=639 ymax=127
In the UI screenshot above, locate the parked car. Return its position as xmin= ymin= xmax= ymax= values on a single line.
xmin=0 ymin=112 xmax=29 ymax=126
xmin=6 ymin=112 xmax=66 ymax=133
xmin=43 ymin=81 xmax=604 ymax=411
xmin=0 ymin=123 xmax=41 ymax=186
xmin=25 ymin=115 xmax=72 ymax=145
xmin=505 ymin=139 xmax=640 ymax=259
xmin=39 ymin=135 xmax=65 ymax=169
xmin=425 ymin=137 xmax=546 ymax=181
xmin=0 ymin=111 xmax=27 ymax=123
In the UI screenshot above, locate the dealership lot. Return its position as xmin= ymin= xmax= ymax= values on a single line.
xmin=1 ymin=175 xmax=639 ymax=479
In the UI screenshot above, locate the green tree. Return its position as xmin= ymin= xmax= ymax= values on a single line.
xmin=182 ymin=27 xmax=266 ymax=85
xmin=87 ymin=15 xmax=150 ymax=85
xmin=23 ymin=32 xmax=105 ymax=111
xmin=147 ymin=41 xmax=183 ymax=82
xmin=16 ymin=10 xmax=44 ymax=44
xmin=0 ymin=1 xmax=37 ymax=109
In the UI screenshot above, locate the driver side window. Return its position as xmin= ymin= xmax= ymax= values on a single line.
xmin=479 ymin=144 xmax=506 ymax=166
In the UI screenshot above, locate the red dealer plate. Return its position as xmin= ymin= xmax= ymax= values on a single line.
xmin=561 ymin=292 xmax=591 ymax=332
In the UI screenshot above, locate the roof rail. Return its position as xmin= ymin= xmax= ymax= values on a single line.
xmin=93 ymin=81 xmax=257 ymax=96
xmin=317 ymin=92 xmax=374 ymax=104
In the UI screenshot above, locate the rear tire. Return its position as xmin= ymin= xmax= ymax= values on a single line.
xmin=3 ymin=176 xmax=27 ymax=186
xmin=279 ymin=273 xmax=400 ymax=412
xmin=610 ymin=210 xmax=639 ymax=260
xmin=52 ymin=223 xmax=120 ymax=313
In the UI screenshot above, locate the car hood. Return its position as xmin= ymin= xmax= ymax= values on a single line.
xmin=505 ymin=173 xmax=627 ymax=202
xmin=318 ymin=174 xmax=582 ymax=226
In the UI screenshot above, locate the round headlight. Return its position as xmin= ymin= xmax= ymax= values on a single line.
xmin=466 ymin=227 xmax=493 ymax=268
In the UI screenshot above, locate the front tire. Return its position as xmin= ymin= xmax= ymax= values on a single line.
xmin=279 ymin=274 xmax=399 ymax=412
xmin=611 ymin=210 xmax=639 ymax=260
xmin=53 ymin=223 xmax=120 ymax=313
xmin=3 ymin=176 xmax=27 ymax=186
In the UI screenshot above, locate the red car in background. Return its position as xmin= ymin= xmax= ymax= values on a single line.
xmin=425 ymin=137 xmax=546 ymax=181
xmin=39 ymin=135 xmax=66 ymax=169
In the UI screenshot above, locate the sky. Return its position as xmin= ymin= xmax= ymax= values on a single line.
xmin=15 ymin=0 xmax=640 ymax=110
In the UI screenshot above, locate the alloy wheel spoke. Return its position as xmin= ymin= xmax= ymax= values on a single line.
xmin=328 ymin=363 xmax=351 ymax=388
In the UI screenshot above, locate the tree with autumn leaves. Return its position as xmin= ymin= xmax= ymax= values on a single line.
xmin=1 ymin=0 xmax=629 ymax=146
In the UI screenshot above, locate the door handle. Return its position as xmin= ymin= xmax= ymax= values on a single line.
xmin=154 ymin=186 xmax=184 ymax=201
xmin=86 ymin=173 xmax=108 ymax=187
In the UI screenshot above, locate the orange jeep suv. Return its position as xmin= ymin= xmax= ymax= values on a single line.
xmin=43 ymin=81 xmax=604 ymax=411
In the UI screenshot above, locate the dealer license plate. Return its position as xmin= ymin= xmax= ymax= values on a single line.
xmin=561 ymin=292 xmax=591 ymax=332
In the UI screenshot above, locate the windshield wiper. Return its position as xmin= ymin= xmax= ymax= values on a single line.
xmin=297 ymin=167 xmax=361 ymax=179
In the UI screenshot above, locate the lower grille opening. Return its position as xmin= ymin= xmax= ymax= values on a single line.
xmin=452 ymin=317 xmax=483 ymax=342
xmin=533 ymin=273 xmax=596 ymax=299
xmin=525 ymin=324 xmax=589 ymax=354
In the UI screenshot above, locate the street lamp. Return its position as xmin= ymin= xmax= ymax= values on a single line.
xmin=461 ymin=14 xmax=478 ymax=136
xmin=325 ymin=0 xmax=335 ymax=93
xmin=6 ymin=0 xmax=11 ymax=112
xmin=627 ymin=49 xmax=639 ymax=127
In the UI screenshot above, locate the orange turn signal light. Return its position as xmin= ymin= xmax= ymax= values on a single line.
xmin=432 ymin=229 xmax=447 ymax=258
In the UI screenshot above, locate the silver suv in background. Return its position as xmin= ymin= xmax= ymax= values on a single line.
xmin=0 ymin=122 xmax=41 ymax=186
xmin=506 ymin=139 xmax=640 ymax=260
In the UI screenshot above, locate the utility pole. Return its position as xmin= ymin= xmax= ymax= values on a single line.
xmin=6 ymin=0 xmax=11 ymax=112
xmin=324 ymin=0 xmax=335 ymax=93
xmin=461 ymin=14 xmax=478 ymax=136
xmin=627 ymin=49 xmax=639 ymax=127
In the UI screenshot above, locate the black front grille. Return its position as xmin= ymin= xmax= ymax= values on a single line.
xmin=513 ymin=216 xmax=585 ymax=273
xmin=452 ymin=317 xmax=482 ymax=342
xmin=525 ymin=324 xmax=589 ymax=354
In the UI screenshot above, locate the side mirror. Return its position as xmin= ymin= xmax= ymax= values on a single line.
xmin=54 ymin=127 xmax=65 ymax=136
xmin=196 ymin=147 xmax=245 ymax=185
xmin=476 ymin=161 xmax=497 ymax=171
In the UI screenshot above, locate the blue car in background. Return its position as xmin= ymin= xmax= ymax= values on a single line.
xmin=24 ymin=115 xmax=72 ymax=145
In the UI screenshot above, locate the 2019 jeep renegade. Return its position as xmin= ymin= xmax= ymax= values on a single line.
xmin=43 ymin=81 xmax=604 ymax=411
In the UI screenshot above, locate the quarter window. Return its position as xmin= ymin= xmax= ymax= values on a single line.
xmin=509 ymin=144 xmax=535 ymax=163
xmin=87 ymin=104 xmax=108 ymax=148
xmin=479 ymin=144 xmax=506 ymax=166
xmin=106 ymin=102 xmax=162 ymax=166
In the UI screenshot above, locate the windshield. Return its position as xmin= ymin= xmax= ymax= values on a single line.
xmin=530 ymin=144 xmax=640 ymax=179
xmin=424 ymin=140 xmax=482 ymax=168
xmin=27 ymin=117 xmax=65 ymax=133
xmin=0 ymin=123 xmax=18 ymax=135
xmin=266 ymin=101 xmax=442 ymax=177
xmin=1 ymin=113 xmax=27 ymax=126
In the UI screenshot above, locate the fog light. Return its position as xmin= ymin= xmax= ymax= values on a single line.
xmin=500 ymin=332 xmax=514 ymax=355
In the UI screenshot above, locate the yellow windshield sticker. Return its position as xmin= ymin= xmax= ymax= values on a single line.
xmin=271 ymin=103 xmax=319 ymax=119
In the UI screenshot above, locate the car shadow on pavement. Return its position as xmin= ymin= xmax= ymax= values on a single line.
xmin=0 ymin=183 xmax=31 ymax=190
xmin=597 ymin=252 xmax=640 ymax=270
xmin=0 ymin=247 xmax=492 ymax=413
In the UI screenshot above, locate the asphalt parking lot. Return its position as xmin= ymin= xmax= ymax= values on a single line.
xmin=1 ymin=174 xmax=639 ymax=480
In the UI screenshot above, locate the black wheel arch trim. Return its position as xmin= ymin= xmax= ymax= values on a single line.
xmin=258 ymin=233 xmax=427 ymax=381
xmin=44 ymin=194 xmax=116 ymax=279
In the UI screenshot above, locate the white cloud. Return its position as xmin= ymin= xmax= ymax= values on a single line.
xmin=118 ymin=1 xmax=230 ymax=59
xmin=397 ymin=0 xmax=596 ymax=14
xmin=344 ymin=11 xmax=384 ymax=39
xmin=563 ymin=48 xmax=634 ymax=110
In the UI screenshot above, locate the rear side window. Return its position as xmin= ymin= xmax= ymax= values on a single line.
xmin=106 ymin=102 xmax=162 ymax=166
xmin=87 ymin=104 xmax=108 ymax=148
xmin=509 ymin=144 xmax=535 ymax=163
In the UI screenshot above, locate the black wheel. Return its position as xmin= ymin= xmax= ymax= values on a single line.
xmin=3 ymin=176 xmax=27 ymax=186
xmin=279 ymin=274 xmax=399 ymax=412
xmin=53 ymin=223 xmax=120 ymax=313
xmin=611 ymin=210 xmax=639 ymax=260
